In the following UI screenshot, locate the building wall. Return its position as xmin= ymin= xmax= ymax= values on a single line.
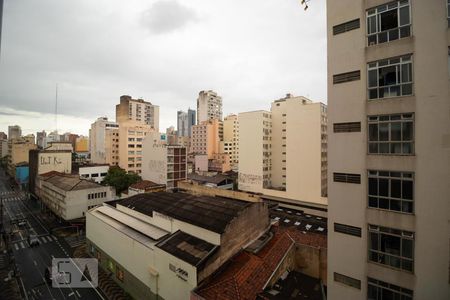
xmin=79 ymin=165 xmax=109 ymax=183
xmin=191 ymin=119 xmax=220 ymax=159
xmin=7 ymin=140 xmax=37 ymax=177
xmin=221 ymin=114 xmax=239 ymax=170
xmin=90 ymin=117 xmax=119 ymax=165
xmin=327 ymin=1 xmax=450 ymax=299
xmin=197 ymin=90 xmax=222 ymax=124
xmin=86 ymin=213 xmax=159 ymax=299
xmin=8 ymin=125 xmax=21 ymax=140
xmin=116 ymin=95 xmax=159 ymax=132
xmin=118 ymin=121 xmax=154 ymax=174
xmin=75 ymin=136 xmax=89 ymax=152
xmin=41 ymin=181 xmax=113 ymax=220
xmin=0 ymin=139 xmax=7 ymax=158
xmin=238 ymin=111 xmax=271 ymax=193
xmin=198 ymin=201 xmax=270 ymax=282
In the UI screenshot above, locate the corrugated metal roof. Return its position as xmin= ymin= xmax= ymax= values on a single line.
xmin=117 ymin=192 xmax=251 ymax=234
xmin=96 ymin=205 xmax=169 ymax=241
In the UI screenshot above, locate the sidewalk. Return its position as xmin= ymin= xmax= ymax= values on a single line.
xmin=0 ymin=235 xmax=22 ymax=300
xmin=73 ymin=245 xmax=129 ymax=300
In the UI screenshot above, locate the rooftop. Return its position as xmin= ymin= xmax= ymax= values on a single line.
xmin=195 ymin=227 xmax=326 ymax=300
xmin=156 ymin=230 xmax=217 ymax=267
xmin=269 ymin=206 xmax=328 ymax=235
xmin=117 ymin=192 xmax=251 ymax=234
xmin=129 ymin=180 xmax=166 ymax=190
xmin=261 ymin=271 xmax=323 ymax=300
xmin=187 ymin=173 xmax=231 ymax=185
xmin=42 ymin=173 xmax=103 ymax=191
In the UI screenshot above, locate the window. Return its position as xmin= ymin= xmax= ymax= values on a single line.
xmin=334 ymin=272 xmax=361 ymax=289
xmin=334 ymin=223 xmax=362 ymax=237
xmin=368 ymin=170 xmax=414 ymax=213
xmin=333 ymin=122 xmax=361 ymax=133
xmin=367 ymin=0 xmax=411 ymax=46
xmin=333 ymin=173 xmax=361 ymax=184
xmin=368 ymin=114 xmax=414 ymax=155
xmin=333 ymin=70 xmax=361 ymax=84
xmin=368 ymin=277 xmax=413 ymax=300
xmin=368 ymin=225 xmax=414 ymax=272
xmin=333 ymin=18 xmax=360 ymax=35
xmin=368 ymin=55 xmax=413 ymax=99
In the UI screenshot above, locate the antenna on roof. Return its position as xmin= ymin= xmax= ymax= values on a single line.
xmin=55 ymin=83 xmax=58 ymax=133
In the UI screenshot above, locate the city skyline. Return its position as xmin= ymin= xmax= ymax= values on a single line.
xmin=0 ymin=0 xmax=327 ymax=135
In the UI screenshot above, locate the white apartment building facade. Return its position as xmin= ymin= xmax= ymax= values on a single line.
xmin=238 ymin=95 xmax=327 ymax=205
xmin=89 ymin=117 xmax=119 ymax=166
xmin=196 ymin=90 xmax=222 ymax=124
xmin=327 ymin=1 xmax=450 ymax=299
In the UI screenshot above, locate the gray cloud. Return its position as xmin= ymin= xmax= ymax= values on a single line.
xmin=141 ymin=1 xmax=199 ymax=34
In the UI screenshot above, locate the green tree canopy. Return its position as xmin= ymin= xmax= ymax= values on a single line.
xmin=103 ymin=166 xmax=141 ymax=195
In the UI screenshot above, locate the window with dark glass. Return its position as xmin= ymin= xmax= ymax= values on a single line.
xmin=333 ymin=19 xmax=360 ymax=35
xmin=334 ymin=272 xmax=361 ymax=289
xmin=368 ymin=55 xmax=413 ymax=100
xmin=368 ymin=170 xmax=414 ymax=213
xmin=368 ymin=277 xmax=413 ymax=300
xmin=367 ymin=0 xmax=411 ymax=46
xmin=368 ymin=114 xmax=414 ymax=155
xmin=333 ymin=173 xmax=361 ymax=184
xmin=368 ymin=225 xmax=414 ymax=272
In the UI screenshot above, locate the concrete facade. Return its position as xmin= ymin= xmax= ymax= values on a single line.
xmin=118 ymin=121 xmax=154 ymax=174
xmin=39 ymin=173 xmax=114 ymax=220
xmin=7 ymin=138 xmax=37 ymax=177
xmin=196 ymin=90 xmax=222 ymax=124
xmin=75 ymin=135 xmax=89 ymax=153
xmin=89 ymin=117 xmax=119 ymax=166
xmin=177 ymin=109 xmax=196 ymax=137
xmin=0 ymin=139 xmax=7 ymax=158
xmin=78 ymin=165 xmax=109 ymax=183
xmin=220 ymin=114 xmax=239 ymax=171
xmin=8 ymin=125 xmax=21 ymax=140
xmin=191 ymin=119 xmax=220 ymax=158
xmin=327 ymin=1 xmax=450 ymax=299
xmin=142 ymin=134 xmax=187 ymax=189
xmin=116 ymin=95 xmax=159 ymax=132
xmin=238 ymin=96 xmax=327 ymax=206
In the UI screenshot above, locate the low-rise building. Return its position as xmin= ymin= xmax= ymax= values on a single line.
xmin=0 ymin=139 xmax=8 ymax=158
xmin=187 ymin=173 xmax=234 ymax=190
xmin=28 ymin=142 xmax=73 ymax=196
xmin=86 ymin=192 xmax=269 ymax=300
xmin=78 ymin=164 xmax=109 ymax=184
xmin=15 ymin=162 xmax=29 ymax=189
xmin=38 ymin=172 xmax=115 ymax=220
xmin=127 ymin=180 xmax=166 ymax=196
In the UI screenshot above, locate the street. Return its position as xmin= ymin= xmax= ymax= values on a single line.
xmin=0 ymin=168 xmax=105 ymax=300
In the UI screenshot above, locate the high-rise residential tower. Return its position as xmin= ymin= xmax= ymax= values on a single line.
xmin=197 ymin=90 xmax=222 ymax=124
xmin=220 ymin=114 xmax=239 ymax=171
xmin=89 ymin=117 xmax=119 ymax=166
xmin=238 ymin=94 xmax=327 ymax=205
xmin=327 ymin=1 xmax=450 ymax=299
xmin=116 ymin=95 xmax=159 ymax=132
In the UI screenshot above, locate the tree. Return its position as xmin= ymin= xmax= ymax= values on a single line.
xmin=103 ymin=166 xmax=142 ymax=195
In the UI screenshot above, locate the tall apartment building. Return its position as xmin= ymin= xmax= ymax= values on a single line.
xmin=220 ymin=114 xmax=239 ymax=171
xmin=238 ymin=110 xmax=272 ymax=191
xmin=197 ymin=90 xmax=222 ymax=124
xmin=191 ymin=119 xmax=220 ymax=158
xmin=36 ymin=131 xmax=46 ymax=149
xmin=118 ymin=121 xmax=154 ymax=174
xmin=8 ymin=125 xmax=21 ymax=140
xmin=0 ymin=132 xmax=7 ymax=140
xmin=177 ymin=109 xmax=196 ymax=137
xmin=89 ymin=117 xmax=119 ymax=166
xmin=142 ymin=133 xmax=187 ymax=189
xmin=75 ymin=136 xmax=89 ymax=153
xmin=0 ymin=139 xmax=7 ymax=158
xmin=116 ymin=95 xmax=159 ymax=132
xmin=238 ymin=95 xmax=327 ymax=205
xmin=327 ymin=1 xmax=450 ymax=299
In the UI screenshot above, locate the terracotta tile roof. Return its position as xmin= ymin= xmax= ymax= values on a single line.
xmin=129 ymin=180 xmax=165 ymax=190
xmin=39 ymin=170 xmax=64 ymax=178
xmin=195 ymin=227 xmax=326 ymax=300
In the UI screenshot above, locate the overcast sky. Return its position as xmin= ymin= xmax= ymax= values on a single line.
xmin=0 ymin=0 xmax=326 ymax=136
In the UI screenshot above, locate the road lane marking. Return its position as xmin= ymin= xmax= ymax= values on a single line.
xmin=33 ymin=260 xmax=37 ymax=266
xmin=41 ymin=237 xmax=47 ymax=243
xmin=46 ymin=236 xmax=53 ymax=242
xmin=20 ymin=242 xmax=25 ymax=249
xmin=14 ymin=244 xmax=19 ymax=250
xmin=75 ymin=290 xmax=81 ymax=297
xmin=68 ymin=292 xmax=75 ymax=297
